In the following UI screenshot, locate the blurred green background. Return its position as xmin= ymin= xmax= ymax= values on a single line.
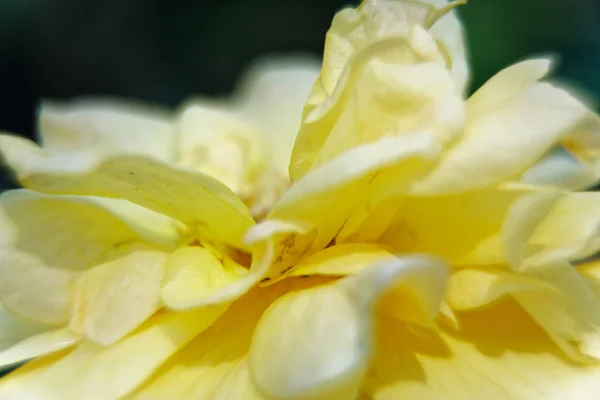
xmin=1 ymin=0 xmax=600 ymax=189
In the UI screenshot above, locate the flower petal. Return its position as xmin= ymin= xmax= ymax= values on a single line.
xmin=260 ymin=131 xmax=437 ymax=281
xmin=363 ymin=298 xmax=600 ymax=400
xmin=0 ymin=250 xmax=78 ymax=325
xmin=0 ymin=307 xmax=228 ymax=400
xmin=235 ymin=56 xmax=321 ymax=177
xmin=38 ymin=98 xmax=174 ymax=161
xmin=378 ymin=186 xmax=537 ymax=266
xmin=412 ymin=59 xmax=590 ymax=194
xmin=0 ymin=189 xmax=161 ymax=270
xmin=21 ymin=155 xmax=254 ymax=249
xmin=248 ymin=254 xmax=447 ymax=399
xmin=0 ymin=328 xmax=81 ymax=369
xmin=129 ymin=286 xmax=280 ymax=399
xmin=0 ymin=303 xmax=49 ymax=352
xmin=70 ymin=245 xmax=167 ymax=345
xmin=160 ymin=247 xmax=243 ymax=310
xmin=502 ymin=191 xmax=600 ymax=268
xmin=288 ymin=243 xmax=395 ymax=277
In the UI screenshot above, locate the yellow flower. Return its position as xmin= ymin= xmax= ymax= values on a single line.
xmin=1 ymin=1 xmax=600 ymax=399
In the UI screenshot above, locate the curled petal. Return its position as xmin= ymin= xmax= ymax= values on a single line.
xmin=248 ymin=254 xmax=447 ymax=399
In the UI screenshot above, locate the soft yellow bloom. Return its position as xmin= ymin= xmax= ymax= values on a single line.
xmin=2 ymin=0 xmax=600 ymax=399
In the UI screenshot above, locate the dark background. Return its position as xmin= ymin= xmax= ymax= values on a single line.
xmin=0 ymin=0 xmax=600 ymax=180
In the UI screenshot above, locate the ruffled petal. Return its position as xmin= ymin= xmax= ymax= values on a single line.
xmin=289 ymin=0 xmax=466 ymax=181
xmin=21 ymin=155 xmax=254 ymax=249
xmin=0 ymin=189 xmax=171 ymax=270
xmin=70 ymin=245 xmax=167 ymax=345
xmin=248 ymin=255 xmax=447 ymax=399
xmin=258 ymin=131 xmax=438 ymax=281
xmin=0 ymin=307 xmax=228 ymax=400
xmin=412 ymin=59 xmax=591 ymax=194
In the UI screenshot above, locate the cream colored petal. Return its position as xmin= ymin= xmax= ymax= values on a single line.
xmin=363 ymin=298 xmax=600 ymax=400
xmin=21 ymin=155 xmax=254 ymax=249
xmin=0 ymin=328 xmax=81 ymax=369
xmin=412 ymin=62 xmax=590 ymax=194
xmin=235 ymin=56 xmax=321 ymax=177
xmin=0 ymin=189 xmax=156 ymax=270
xmin=0 ymin=303 xmax=49 ymax=352
xmin=248 ymin=255 xmax=447 ymax=399
xmin=160 ymin=246 xmax=243 ymax=310
xmin=70 ymin=245 xmax=167 ymax=345
xmin=38 ymin=98 xmax=174 ymax=161
xmin=502 ymin=191 xmax=600 ymax=268
xmin=0 ymin=250 xmax=78 ymax=325
xmin=0 ymin=307 xmax=228 ymax=400
xmin=261 ymin=131 xmax=437 ymax=281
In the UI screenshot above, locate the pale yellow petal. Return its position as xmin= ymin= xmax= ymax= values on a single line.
xmin=22 ymin=155 xmax=254 ymax=249
xmin=0 ymin=307 xmax=228 ymax=400
xmin=413 ymin=61 xmax=590 ymax=194
xmin=502 ymin=191 xmax=600 ymax=268
xmin=248 ymin=255 xmax=447 ymax=399
xmin=235 ymin=56 xmax=321 ymax=177
xmin=288 ymin=243 xmax=395 ymax=277
xmin=363 ymin=298 xmax=600 ymax=400
xmin=129 ymin=286 xmax=280 ymax=400
xmin=0 ymin=328 xmax=80 ymax=369
xmin=160 ymin=247 xmax=243 ymax=310
xmin=0 ymin=189 xmax=152 ymax=270
xmin=71 ymin=245 xmax=167 ymax=345
xmin=262 ymin=131 xmax=437 ymax=281
xmin=0 ymin=250 xmax=78 ymax=325
xmin=38 ymin=98 xmax=174 ymax=161
xmin=0 ymin=303 xmax=49 ymax=352
xmin=379 ymin=185 xmax=536 ymax=266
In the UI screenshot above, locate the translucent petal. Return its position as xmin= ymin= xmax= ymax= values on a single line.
xmin=38 ymin=98 xmax=174 ymax=161
xmin=70 ymin=245 xmax=167 ymax=345
xmin=363 ymin=298 xmax=600 ymax=400
xmin=0 ymin=307 xmax=228 ymax=400
xmin=0 ymin=328 xmax=80 ymax=369
xmin=248 ymin=255 xmax=447 ymax=399
xmin=21 ymin=155 xmax=254 ymax=249
xmin=412 ymin=60 xmax=590 ymax=194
